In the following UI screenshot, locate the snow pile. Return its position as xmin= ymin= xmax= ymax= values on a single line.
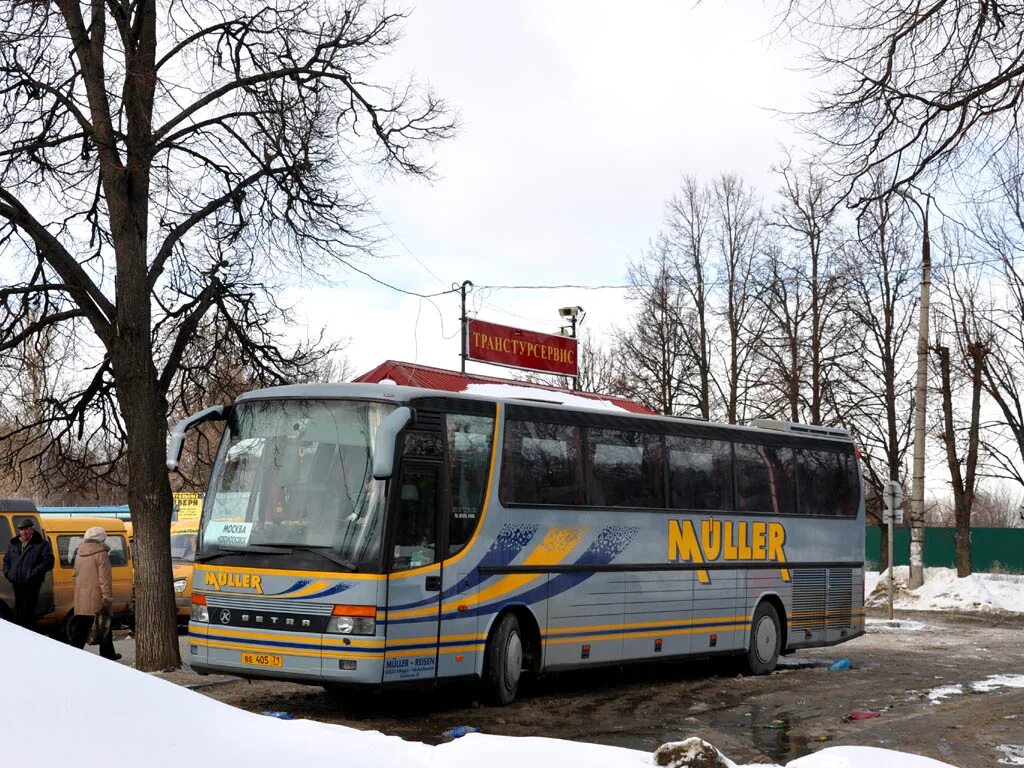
xmin=866 ymin=567 xmax=1024 ymax=614
xmin=464 ymin=382 xmax=628 ymax=412
xmin=0 ymin=620 xmax=956 ymax=768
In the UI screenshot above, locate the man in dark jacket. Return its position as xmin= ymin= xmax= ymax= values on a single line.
xmin=3 ymin=518 xmax=55 ymax=629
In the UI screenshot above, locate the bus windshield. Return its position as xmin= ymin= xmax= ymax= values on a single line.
xmin=199 ymin=399 xmax=394 ymax=571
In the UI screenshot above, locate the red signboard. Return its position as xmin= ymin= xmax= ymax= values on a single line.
xmin=467 ymin=319 xmax=578 ymax=377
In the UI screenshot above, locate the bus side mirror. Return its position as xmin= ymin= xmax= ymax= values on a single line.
xmin=166 ymin=405 xmax=228 ymax=471
xmin=373 ymin=407 xmax=413 ymax=480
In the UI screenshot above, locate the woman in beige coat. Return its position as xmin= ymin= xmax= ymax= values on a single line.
xmin=69 ymin=526 xmax=121 ymax=660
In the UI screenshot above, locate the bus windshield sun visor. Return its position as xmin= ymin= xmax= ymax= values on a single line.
xmin=166 ymin=404 xmax=228 ymax=471
xmin=372 ymin=406 xmax=413 ymax=480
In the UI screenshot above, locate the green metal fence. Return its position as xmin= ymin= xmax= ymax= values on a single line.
xmin=865 ymin=527 xmax=1024 ymax=572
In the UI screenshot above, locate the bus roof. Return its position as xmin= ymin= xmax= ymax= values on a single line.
xmin=234 ymin=382 xmax=852 ymax=443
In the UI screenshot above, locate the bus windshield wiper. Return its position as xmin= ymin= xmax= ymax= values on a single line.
xmin=293 ymin=546 xmax=357 ymax=571
xmin=196 ymin=544 xmax=293 ymax=562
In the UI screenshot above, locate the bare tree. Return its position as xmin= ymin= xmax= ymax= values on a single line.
xmin=933 ymin=259 xmax=993 ymax=577
xmin=771 ymin=154 xmax=847 ymax=424
xmin=615 ymin=245 xmax=691 ymax=415
xmin=711 ymin=174 xmax=766 ymax=424
xmin=662 ymin=176 xmax=716 ymax=419
xmin=838 ymin=179 xmax=919 ymax=568
xmin=970 ymin=149 xmax=1024 ymax=489
xmin=784 ymin=2 xmax=1024 ymax=201
xmin=0 ymin=0 xmax=452 ymax=669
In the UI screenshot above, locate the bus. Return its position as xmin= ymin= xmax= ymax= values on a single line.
xmin=168 ymin=382 xmax=864 ymax=704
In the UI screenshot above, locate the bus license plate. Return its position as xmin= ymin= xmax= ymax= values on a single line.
xmin=242 ymin=652 xmax=283 ymax=667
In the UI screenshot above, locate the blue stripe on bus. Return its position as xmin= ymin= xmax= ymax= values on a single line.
xmin=389 ymin=523 xmax=540 ymax=612
xmin=385 ymin=525 xmax=642 ymax=626
xmin=273 ymin=579 xmax=315 ymax=595
xmin=301 ymin=581 xmax=354 ymax=600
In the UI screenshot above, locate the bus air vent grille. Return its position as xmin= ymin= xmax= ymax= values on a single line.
xmin=827 ymin=568 xmax=853 ymax=627
xmin=790 ymin=568 xmax=826 ymax=632
xmin=413 ymin=410 xmax=443 ymax=432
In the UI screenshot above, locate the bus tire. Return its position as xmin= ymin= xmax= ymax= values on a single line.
xmin=744 ymin=601 xmax=781 ymax=675
xmin=484 ymin=613 xmax=523 ymax=706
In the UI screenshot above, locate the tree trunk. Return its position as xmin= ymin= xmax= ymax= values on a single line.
xmin=114 ymin=346 xmax=180 ymax=670
xmin=935 ymin=343 xmax=973 ymax=578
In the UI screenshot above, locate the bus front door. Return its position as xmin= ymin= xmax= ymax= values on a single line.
xmin=383 ymin=463 xmax=443 ymax=683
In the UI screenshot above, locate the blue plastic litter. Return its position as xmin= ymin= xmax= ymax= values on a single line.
xmin=829 ymin=658 xmax=851 ymax=671
xmin=263 ymin=711 xmax=295 ymax=719
xmin=442 ymin=725 xmax=481 ymax=740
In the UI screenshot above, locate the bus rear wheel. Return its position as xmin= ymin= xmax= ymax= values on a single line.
xmin=483 ymin=613 xmax=523 ymax=706
xmin=743 ymin=601 xmax=781 ymax=675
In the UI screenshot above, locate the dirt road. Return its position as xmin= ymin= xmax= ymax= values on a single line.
xmin=160 ymin=609 xmax=1024 ymax=766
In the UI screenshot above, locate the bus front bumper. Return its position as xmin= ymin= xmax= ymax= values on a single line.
xmin=186 ymin=622 xmax=384 ymax=685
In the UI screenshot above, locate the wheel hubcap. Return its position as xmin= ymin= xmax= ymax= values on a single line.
xmin=755 ymin=616 xmax=777 ymax=663
xmin=504 ymin=632 xmax=523 ymax=689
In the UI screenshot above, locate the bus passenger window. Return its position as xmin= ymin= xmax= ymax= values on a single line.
xmin=500 ymin=420 xmax=583 ymax=507
xmin=587 ymin=429 xmax=663 ymax=508
xmin=667 ymin=437 xmax=732 ymax=511
xmin=735 ymin=443 xmax=795 ymax=514
xmin=799 ymin=449 xmax=859 ymax=517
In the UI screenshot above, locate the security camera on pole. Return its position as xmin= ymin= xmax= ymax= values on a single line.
xmin=882 ymin=480 xmax=904 ymax=620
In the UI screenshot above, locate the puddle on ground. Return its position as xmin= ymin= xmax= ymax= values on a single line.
xmin=707 ymin=709 xmax=825 ymax=763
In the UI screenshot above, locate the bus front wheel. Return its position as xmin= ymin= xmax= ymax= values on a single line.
xmin=744 ymin=601 xmax=781 ymax=675
xmin=484 ymin=613 xmax=523 ymax=706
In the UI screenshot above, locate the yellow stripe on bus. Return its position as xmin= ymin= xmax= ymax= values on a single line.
xmin=192 ymin=636 xmax=382 ymax=660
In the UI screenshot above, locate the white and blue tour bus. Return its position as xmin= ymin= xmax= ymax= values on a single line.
xmin=167 ymin=382 xmax=865 ymax=704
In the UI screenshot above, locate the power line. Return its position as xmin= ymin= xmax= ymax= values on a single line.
xmin=343 ymin=261 xmax=458 ymax=299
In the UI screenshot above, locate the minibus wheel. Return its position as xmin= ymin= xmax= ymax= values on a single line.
xmin=484 ymin=612 xmax=523 ymax=706
xmin=744 ymin=601 xmax=781 ymax=675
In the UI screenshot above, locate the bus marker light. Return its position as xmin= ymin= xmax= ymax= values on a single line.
xmin=457 ymin=604 xmax=468 ymax=612
xmin=581 ymin=644 xmax=590 ymax=659
xmin=192 ymin=593 xmax=207 ymax=605
xmin=339 ymin=660 xmax=357 ymax=671
xmin=332 ymin=604 xmax=376 ymax=617
xmin=805 ymin=629 xmax=813 ymax=639
xmin=654 ymin=638 xmax=663 ymax=653
xmin=709 ymin=634 xmax=717 ymax=647
xmin=455 ymin=655 xmax=465 ymax=663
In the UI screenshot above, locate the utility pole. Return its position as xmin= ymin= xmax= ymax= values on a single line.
xmin=459 ymin=280 xmax=473 ymax=373
xmin=558 ymin=306 xmax=584 ymax=390
xmin=908 ymin=197 xmax=931 ymax=590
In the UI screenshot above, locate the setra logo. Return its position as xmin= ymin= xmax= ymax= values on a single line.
xmin=667 ymin=519 xmax=790 ymax=584
xmin=203 ymin=571 xmax=264 ymax=594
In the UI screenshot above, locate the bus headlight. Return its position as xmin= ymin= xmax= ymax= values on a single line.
xmin=191 ymin=594 xmax=208 ymax=622
xmin=325 ymin=605 xmax=376 ymax=635
xmin=174 ymin=578 xmax=188 ymax=594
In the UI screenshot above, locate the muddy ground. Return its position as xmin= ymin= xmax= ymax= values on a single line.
xmin=137 ymin=609 xmax=1024 ymax=766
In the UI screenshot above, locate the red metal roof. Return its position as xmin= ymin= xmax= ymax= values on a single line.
xmin=353 ymin=360 xmax=655 ymax=414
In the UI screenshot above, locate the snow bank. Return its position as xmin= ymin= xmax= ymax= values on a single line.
xmin=866 ymin=567 xmax=1024 ymax=614
xmin=1 ymin=620 xmax=955 ymax=768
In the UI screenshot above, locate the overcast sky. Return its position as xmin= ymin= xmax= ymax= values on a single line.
xmin=289 ymin=1 xmax=811 ymax=379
